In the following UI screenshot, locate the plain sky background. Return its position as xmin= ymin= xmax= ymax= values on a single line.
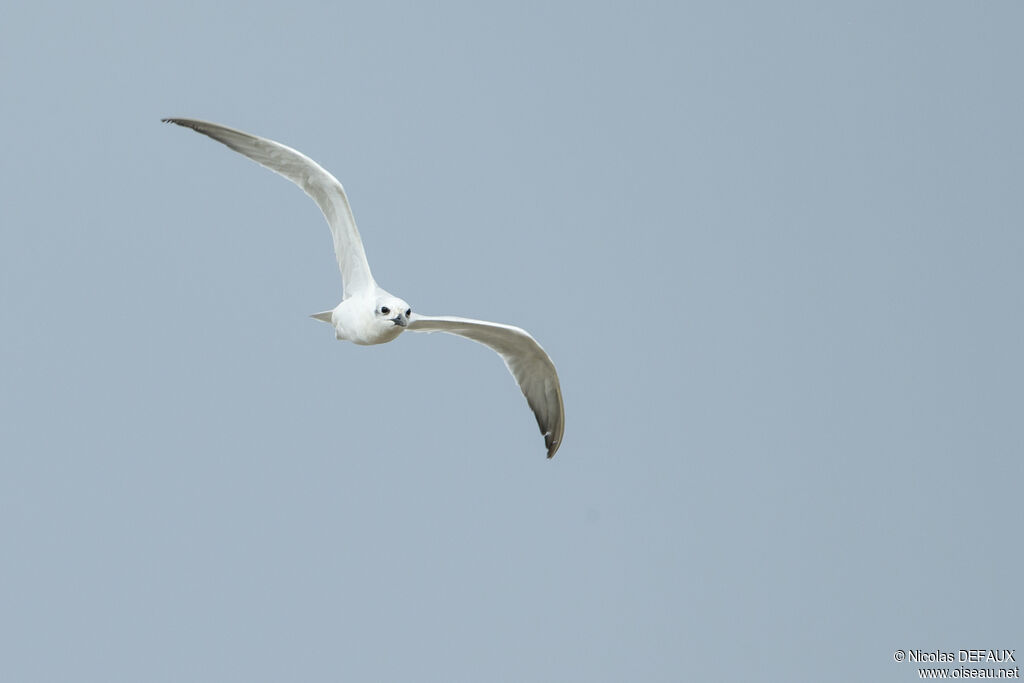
xmin=2 ymin=2 xmax=1021 ymax=681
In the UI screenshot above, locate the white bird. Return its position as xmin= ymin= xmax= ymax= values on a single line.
xmin=163 ymin=118 xmax=564 ymax=457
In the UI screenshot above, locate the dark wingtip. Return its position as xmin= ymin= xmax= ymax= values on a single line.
xmin=162 ymin=118 xmax=196 ymax=128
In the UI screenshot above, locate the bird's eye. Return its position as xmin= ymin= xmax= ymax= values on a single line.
xmin=406 ymin=308 xmax=412 ymax=317
xmin=380 ymin=306 xmax=390 ymax=315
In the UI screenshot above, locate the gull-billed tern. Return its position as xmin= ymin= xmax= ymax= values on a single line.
xmin=163 ymin=118 xmax=564 ymax=458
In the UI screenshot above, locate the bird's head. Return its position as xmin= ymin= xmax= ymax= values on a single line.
xmin=372 ymin=296 xmax=412 ymax=332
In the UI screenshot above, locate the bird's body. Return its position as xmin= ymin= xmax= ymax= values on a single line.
xmin=164 ymin=118 xmax=564 ymax=457
xmin=334 ymin=289 xmax=410 ymax=344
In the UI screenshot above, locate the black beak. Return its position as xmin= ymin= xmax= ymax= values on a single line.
xmin=391 ymin=315 xmax=408 ymax=328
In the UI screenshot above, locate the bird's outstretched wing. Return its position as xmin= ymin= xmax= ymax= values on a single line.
xmin=163 ymin=118 xmax=375 ymax=298
xmin=408 ymin=314 xmax=564 ymax=458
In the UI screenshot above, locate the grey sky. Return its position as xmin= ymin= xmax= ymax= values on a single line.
xmin=2 ymin=2 xmax=1022 ymax=681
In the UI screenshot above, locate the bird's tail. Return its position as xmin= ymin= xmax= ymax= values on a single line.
xmin=310 ymin=311 xmax=334 ymax=323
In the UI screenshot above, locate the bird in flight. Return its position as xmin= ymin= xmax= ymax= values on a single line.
xmin=163 ymin=118 xmax=564 ymax=457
